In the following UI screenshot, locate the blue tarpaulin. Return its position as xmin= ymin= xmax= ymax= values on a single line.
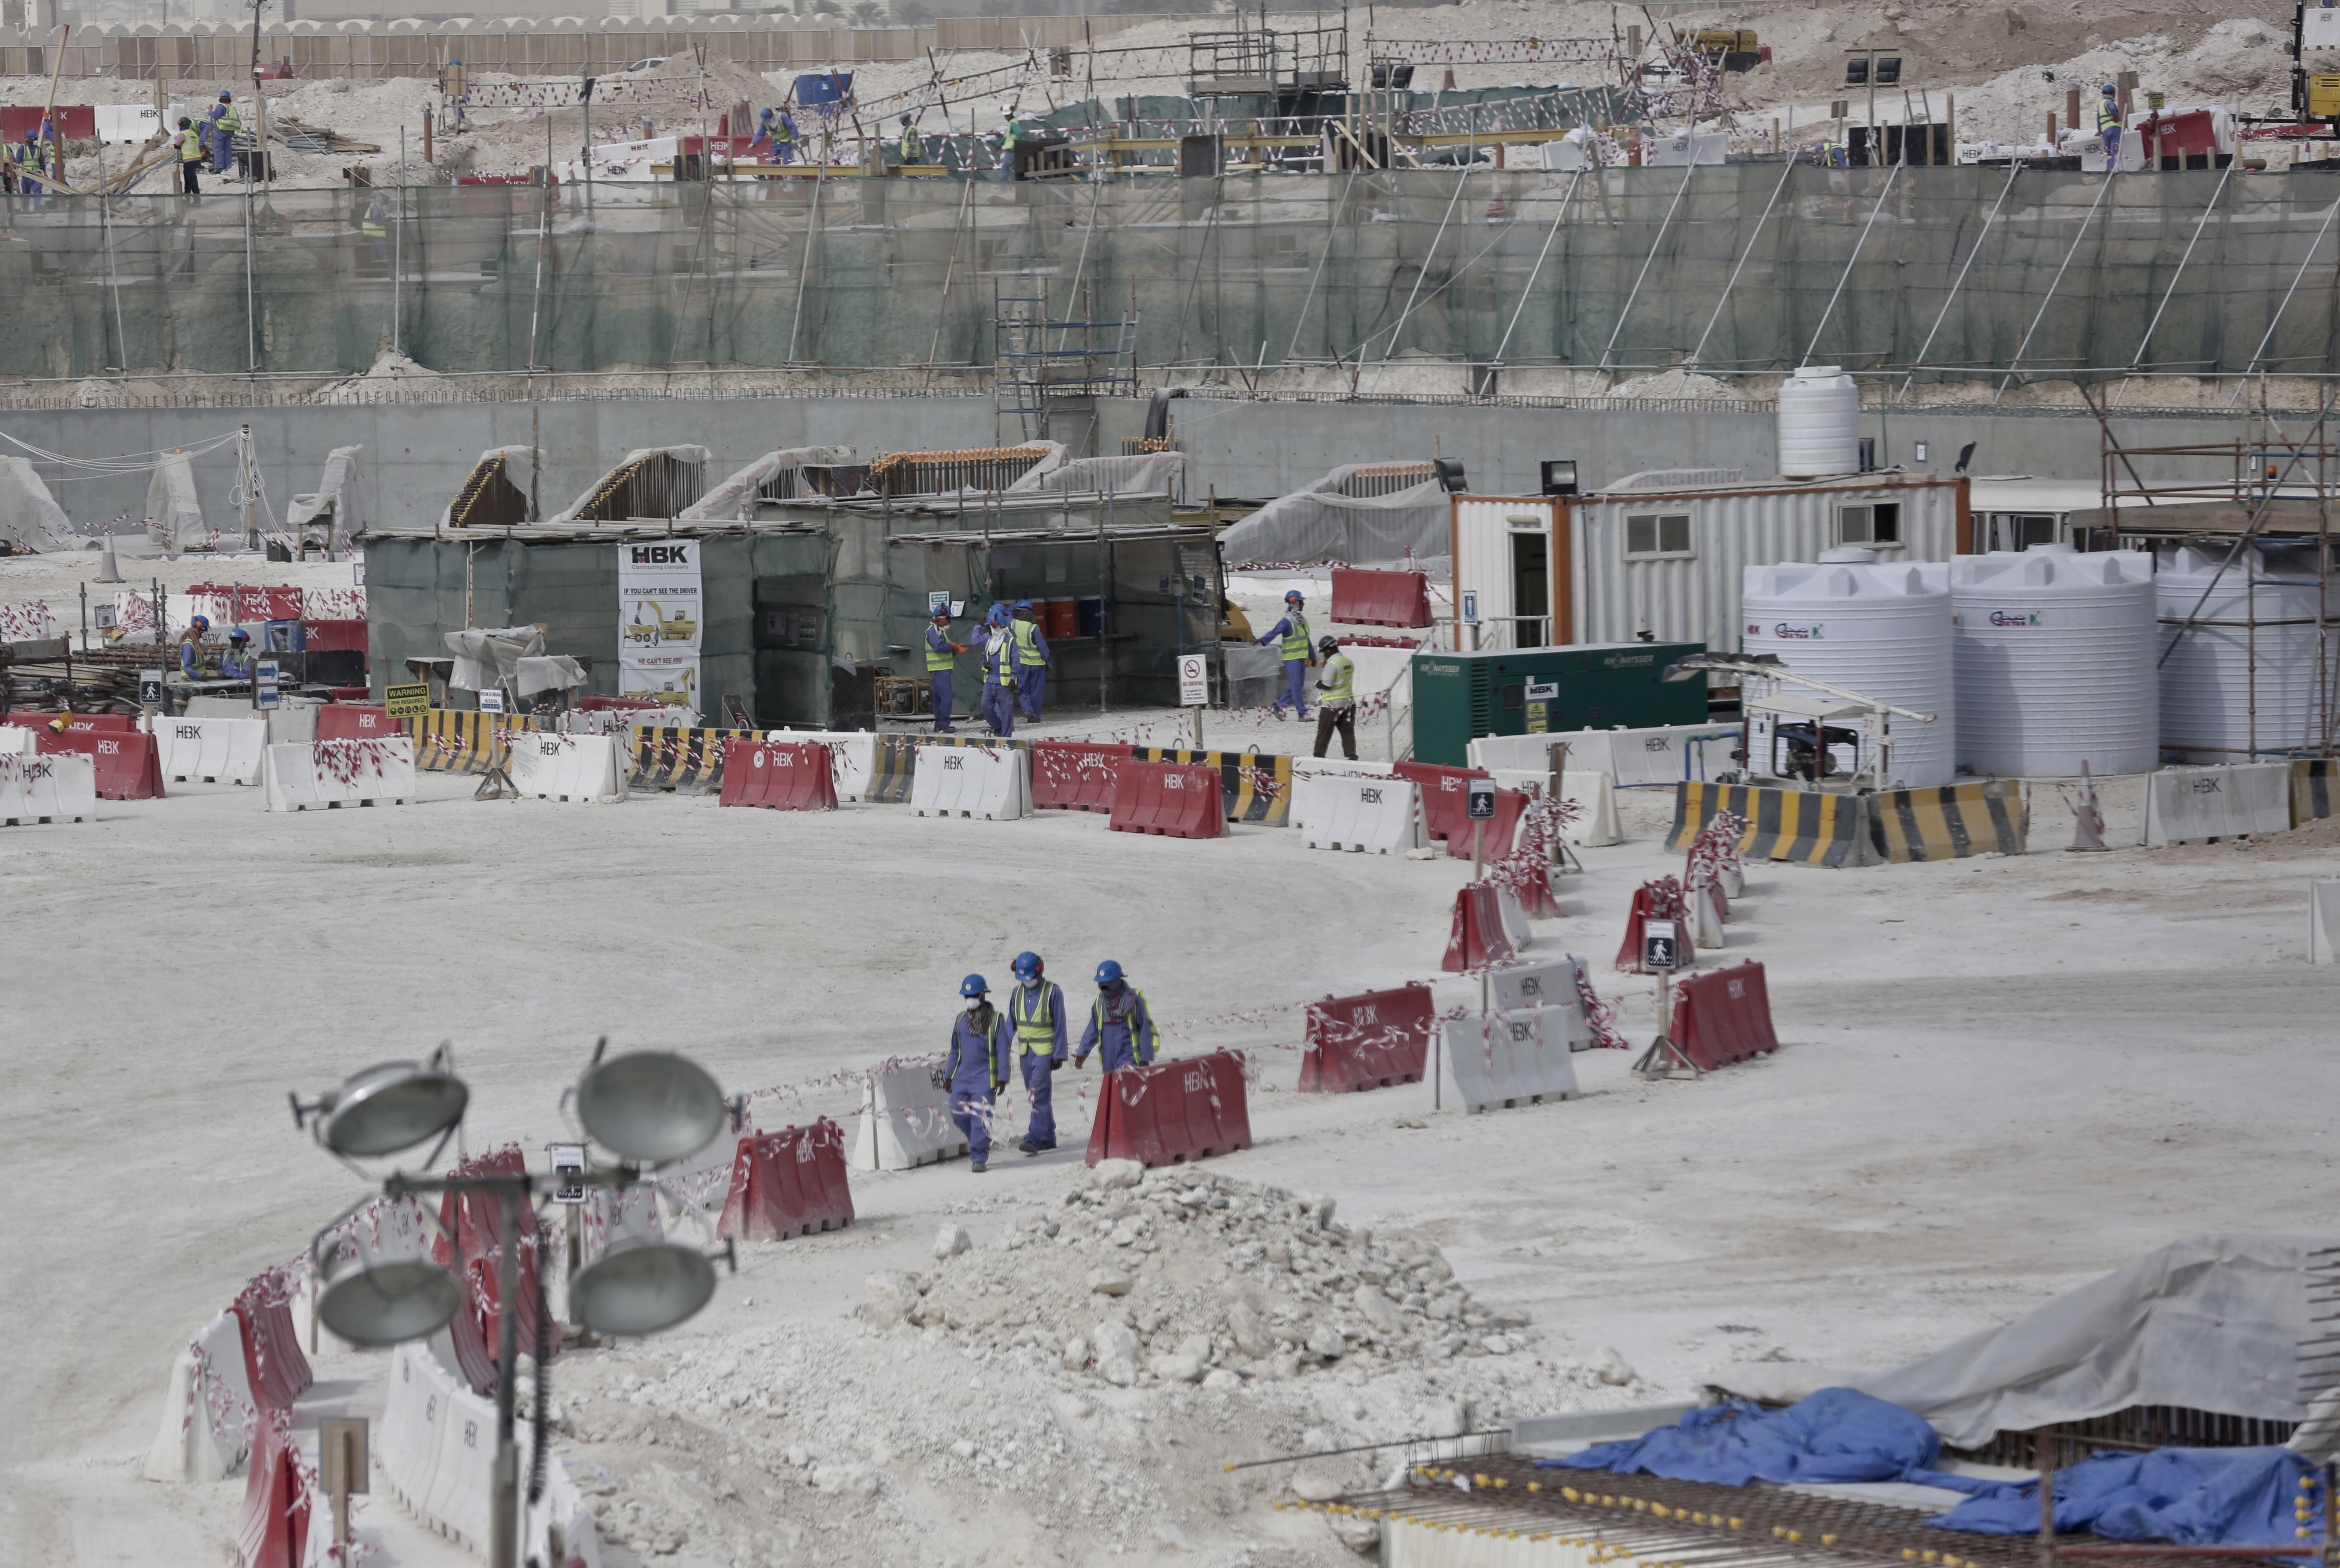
xmin=1539 ymin=1391 xmax=1949 ymax=1487
xmin=1931 ymin=1446 xmax=2323 ymax=1552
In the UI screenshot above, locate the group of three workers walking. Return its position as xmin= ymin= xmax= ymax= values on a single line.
xmin=941 ymin=953 xmax=1156 ymax=1173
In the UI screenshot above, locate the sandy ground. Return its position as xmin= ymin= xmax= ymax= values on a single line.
xmin=3 ymin=667 xmax=2339 ymax=1565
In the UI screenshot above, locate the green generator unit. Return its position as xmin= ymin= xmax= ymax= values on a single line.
xmin=1410 ymin=642 xmax=1708 ymax=767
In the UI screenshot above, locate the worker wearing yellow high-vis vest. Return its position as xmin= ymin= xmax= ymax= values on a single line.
xmin=925 ymin=604 xmax=967 ymax=734
xmin=1006 ymin=951 xmax=1068 ymax=1155
xmin=175 ymin=117 xmax=205 ymax=198
xmin=978 ymin=603 xmax=1017 ymax=737
xmin=1256 ymin=588 xmax=1314 ymax=721
xmin=1312 ymin=635 xmax=1358 ymax=761
xmin=2097 ymin=85 xmax=2123 ymax=168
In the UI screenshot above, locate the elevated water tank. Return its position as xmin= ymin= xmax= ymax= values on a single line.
xmin=1741 ymin=550 xmax=1956 ymax=787
xmin=1775 ymin=365 xmax=1861 ymax=478
xmin=2158 ymin=542 xmax=2340 ymax=761
xmin=1950 ymin=546 xmax=2158 ymax=777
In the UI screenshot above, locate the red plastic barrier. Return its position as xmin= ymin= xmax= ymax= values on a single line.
xmin=1669 ymin=960 xmax=1779 ymax=1071
xmin=1394 ymin=761 xmax=1489 ymax=844
xmin=720 ymin=740 xmax=839 ymax=811
xmin=36 ymin=728 xmax=163 ymax=799
xmin=432 ymin=1147 xmax=550 ymax=1380
xmin=188 ymin=583 xmax=303 ymax=622
xmin=1084 ymin=1050 xmax=1253 ymax=1167
xmin=234 ymin=1416 xmax=310 ymax=1568
xmin=1031 ymin=741 xmax=1128 ymax=812
xmin=1443 ymin=787 xmax=1527 ymax=861
xmin=2138 ymin=109 xmax=2219 ymax=160
xmin=1331 ymin=566 xmax=1434 ymax=628
xmin=1299 ymin=982 xmax=1434 ymax=1092
xmin=1615 ymin=879 xmax=1698 ymax=973
xmin=301 ymin=618 xmax=368 ymax=652
xmin=316 ymin=704 xmax=394 ymax=741
xmin=1110 ymin=760 xmax=1225 ymax=838
xmin=717 ymin=1119 xmax=855 ymax=1242
xmin=329 ymin=686 xmax=370 ymax=702
xmin=231 ymin=1276 xmax=313 ymax=1413
xmin=1336 ymin=634 xmax=1422 ymax=648
xmin=2 ymin=712 xmax=131 ymax=731
xmin=1441 ymin=881 xmax=1516 ymax=972
xmin=0 ymin=105 xmax=97 ymax=142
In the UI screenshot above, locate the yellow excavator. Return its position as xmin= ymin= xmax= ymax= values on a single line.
xmin=626 ymin=600 xmax=700 ymax=646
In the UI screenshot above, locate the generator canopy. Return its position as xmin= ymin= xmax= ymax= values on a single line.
xmin=1217 ymin=462 xmax=1449 ymax=567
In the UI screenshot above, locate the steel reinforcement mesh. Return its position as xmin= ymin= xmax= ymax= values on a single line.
xmin=8 ymin=165 xmax=2340 ymax=383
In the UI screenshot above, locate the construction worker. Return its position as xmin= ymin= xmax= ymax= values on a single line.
xmin=897 ymin=114 xmax=924 ymax=165
xmin=175 ymin=116 xmax=204 ymax=197
xmin=1256 ymin=589 xmax=1313 ymax=722
xmin=978 ymin=604 xmax=1016 ymax=737
xmin=945 ymin=974 xmax=1013 ymax=1174
xmin=219 ymin=628 xmax=258 ymax=681
xmin=178 ymin=615 xmax=215 ymax=679
xmin=1007 ymin=951 xmax=1068 ymax=1155
xmin=1312 ymin=635 xmax=1357 ymax=761
xmin=207 ymin=92 xmax=236 ymax=174
xmin=2098 ymin=84 xmax=2123 ymax=167
xmin=363 ymin=192 xmax=389 ymax=264
xmin=14 ymin=129 xmax=45 ymax=204
xmin=996 ymin=105 xmax=1022 ymax=181
xmin=766 ymin=106 xmax=799 ymax=166
xmin=1011 ymin=599 xmax=1054 ymax=721
xmin=1074 ymin=959 xmax=1158 ymax=1076
xmin=925 ymin=605 xmax=966 ymax=734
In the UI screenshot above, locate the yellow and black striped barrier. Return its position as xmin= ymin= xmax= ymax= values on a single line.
xmin=404 ymin=709 xmax=503 ymax=775
xmin=2294 ymin=759 xmax=2338 ymax=826
xmin=865 ymin=735 xmax=919 ymax=803
xmin=1867 ymin=779 xmax=2028 ymax=862
xmin=1136 ymin=747 xmax=1293 ymax=826
xmin=1669 ymin=781 xmax=1870 ymax=867
xmin=630 ymin=727 xmax=753 ymax=793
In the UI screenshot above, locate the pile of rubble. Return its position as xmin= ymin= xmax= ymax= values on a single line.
xmin=862 ymin=1159 xmax=1534 ymax=1387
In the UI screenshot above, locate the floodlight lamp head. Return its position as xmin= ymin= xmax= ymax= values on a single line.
xmin=574 ymin=1046 xmax=726 ymax=1164
xmin=570 ymin=1239 xmax=724 ymax=1337
xmin=299 ymin=1050 xmax=468 ymax=1158
xmin=315 ymin=1255 xmax=463 ymax=1346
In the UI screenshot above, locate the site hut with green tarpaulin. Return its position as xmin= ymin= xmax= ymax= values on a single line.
xmin=361 ymin=488 xmax=1202 ymax=730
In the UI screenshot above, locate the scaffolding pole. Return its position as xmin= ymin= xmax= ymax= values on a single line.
xmin=1802 ymin=163 xmax=1901 ymax=370
xmin=1596 ymin=158 xmax=1699 ymax=377
xmin=1491 ymin=168 xmax=1584 ymax=368
xmin=1687 ymin=155 xmax=1795 ymax=373
xmin=1894 ymin=158 xmax=2025 ymax=403
xmin=2112 ymin=160 xmax=2235 ymax=407
xmin=2232 ymin=195 xmax=2340 ymax=394
xmin=1992 ymin=168 xmax=2116 ymax=403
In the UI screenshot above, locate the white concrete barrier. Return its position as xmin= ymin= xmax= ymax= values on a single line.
xmin=1437 ymin=1007 xmax=1581 ymax=1114
xmin=143 ymin=1310 xmax=256 ymax=1483
xmin=508 ymin=732 xmax=628 ymax=803
xmin=186 ymin=695 xmax=323 ymax=747
xmin=2144 ymin=762 xmax=2293 ymax=847
xmin=379 ymin=1341 xmax=444 ymax=1518
xmin=1688 ymin=881 xmax=1727 ymax=948
xmin=850 ymin=1060 xmax=970 ymax=1172
xmin=421 ymin=1359 xmax=494 ymax=1549
xmin=1294 ymin=773 xmax=1425 ymax=853
xmin=2315 ymin=881 xmax=2340 ymax=966
xmin=1487 ymin=768 xmax=1623 ymax=848
xmin=0 ymin=724 xmax=33 ymax=755
xmin=911 ymin=744 xmax=1030 ymax=820
xmin=1495 ymin=883 xmax=1530 ymax=953
xmin=1476 ymin=726 xmax=1740 ymax=788
xmin=156 ymin=715 xmax=267 ymax=785
xmin=0 ymin=752 xmax=96 ymax=825
xmin=265 ymin=737 xmax=417 ymax=811
xmin=1488 ymin=957 xmax=1595 ymax=1051
xmin=382 ymin=1340 xmax=600 ymax=1564
xmin=765 ymin=729 xmax=880 ymax=799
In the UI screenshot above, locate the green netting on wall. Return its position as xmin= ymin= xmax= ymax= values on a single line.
xmin=4 ymin=165 xmax=2336 ymax=383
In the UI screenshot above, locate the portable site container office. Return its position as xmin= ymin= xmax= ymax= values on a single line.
xmin=1449 ymin=475 xmax=1970 ymax=661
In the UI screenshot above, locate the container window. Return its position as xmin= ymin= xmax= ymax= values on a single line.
xmin=1624 ymin=512 xmax=1693 ymax=558
xmin=1837 ymin=502 xmax=1902 ymax=545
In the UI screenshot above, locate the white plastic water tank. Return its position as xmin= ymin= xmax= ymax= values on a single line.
xmin=2157 ymin=542 xmax=2340 ymax=761
xmin=1741 ymin=550 xmax=1957 ymax=787
xmin=1949 ymin=546 xmax=2158 ymax=777
xmin=1775 ymin=365 xmax=1861 ymax=478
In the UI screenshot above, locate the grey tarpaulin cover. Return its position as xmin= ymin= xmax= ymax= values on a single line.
xmin=1216 ymin=463 xmax=1449 ymax=566
xmin=439 ymin=446 xmax=535 ymax=530
xmin=1008 ymin=451 xmax=1187 ymax=501
xmin=0 ymin=456 xmax=75 ymax=553
xmin=444 ymin=626 xmax=587 ymax=698
xmin=1709 ymin=1235 xmax=2324 ymax=1446
xmin=145 ymin=451 xmax=206 ymax=552
xmin=678 ymin=447 xmax=854 ymax=521
xmin=286 ymin=445 xmax=364 ymax=543
xmin=545 ymin=445 xmax=712 ymax=527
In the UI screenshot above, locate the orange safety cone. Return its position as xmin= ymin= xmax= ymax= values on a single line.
xmin=2070 ymin=761 xmax=2108 ymax=852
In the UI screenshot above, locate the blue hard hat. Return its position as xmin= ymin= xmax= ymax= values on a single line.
xmin=1285 ymin=590 xmax=1304 ymax=603
xmin=1016 ymin=598 xmax=1034 ymax=610
xmin=189 ymin=614 xmax=210 ymax=631
xmin=960 ymin=973 xmax=989 ymax=998
xmin=1012 ymin=951 xmax=1043 ymax=980
xmin=2102 ymin=84 xmax=2117 ymax=94
xmin=1094 ymin=959 xmax=1124 ymax=986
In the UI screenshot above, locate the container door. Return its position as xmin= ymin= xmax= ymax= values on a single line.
xmin=1510 ymin=531 xmax=1549 ymax=648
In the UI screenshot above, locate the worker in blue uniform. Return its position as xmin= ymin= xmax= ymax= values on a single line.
xmin=946 ymin=973 xmax=1013 ymax=1174
xmin=178 ymin=614 xmax=215 ymax=678
xmin=978 ymin=603 xmax=1017 ymax=737
xmin=1074 ymin=959 xmax=1158 ymax=1076
xmin=2097 ymin=84 xmax=2124 ymax=167
xmin=925 ymin=605 xmax=966 ymax=733
xmin=208 ymin=92 xmax=237 ymax=174
xmin=218 ymin=628 xmax=258 ymax=680
xmin=1006 ymin=951 xmax=1068 ymax=1155
xmin=1256 ymin=588 xmax=1314 ymax=721
xmin=1011 ymin=599 xmax=1054 ymax=721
